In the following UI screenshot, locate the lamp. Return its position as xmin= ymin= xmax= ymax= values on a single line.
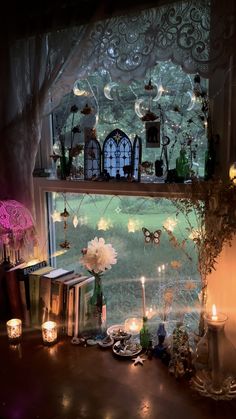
xmin=0 ymin=200 xmax=37 ymax=270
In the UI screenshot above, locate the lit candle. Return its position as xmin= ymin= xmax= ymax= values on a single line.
xmin=211 ymin=304 xmax=218 ymax=321
xmin=6 ymin=318 xmax=22 ymax=342
xmin=124 ymin=317 xmax=143 ymax=335
xmin=42 ymin=321 xmax=57 ymax=345
xmin=146 ymin=307 xmax=153 ymax=320
xmin=140 ymin=276 xmax=146 ymax=318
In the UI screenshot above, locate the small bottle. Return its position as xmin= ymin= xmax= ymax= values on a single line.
xmin=176 ymin=148 xmax=190 ymax=181
xmin=139 ymin=316 xmax=150 ymax=350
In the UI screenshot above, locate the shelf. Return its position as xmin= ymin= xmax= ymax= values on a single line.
xmin=33 ymin=177 xmax=208 ymax=198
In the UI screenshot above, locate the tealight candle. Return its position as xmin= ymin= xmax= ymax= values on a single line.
xmin=124 ymin=318 xmax=143 ymax=335
xmin=6 ymin=318 xmax=22 ymax=342
xmin=42 ymin=321 xmax=57 ymax=345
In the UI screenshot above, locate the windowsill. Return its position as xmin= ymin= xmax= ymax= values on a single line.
xmin=33 ymin=176 xmax=208 ymax=198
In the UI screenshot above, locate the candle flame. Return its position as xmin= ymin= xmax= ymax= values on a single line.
xmin=140 ymin=276 xmax=145 ymax=285
xmin=211 ymin=304 xmax=218 ymax=321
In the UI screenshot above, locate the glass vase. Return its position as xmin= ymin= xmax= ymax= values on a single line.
xmin=192 ymin=312 xmax=236 ymax=399
xmin=88 ymin=273 xmax=107 ymax=339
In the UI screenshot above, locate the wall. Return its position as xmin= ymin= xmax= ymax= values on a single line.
xmin=207 ymin=235 xmax=236 ymax=347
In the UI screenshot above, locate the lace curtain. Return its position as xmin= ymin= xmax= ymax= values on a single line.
xmin=50 ymin=0 xmax=235 ymax=112
xmin=0 ymin=0 xmax=235 ymax=213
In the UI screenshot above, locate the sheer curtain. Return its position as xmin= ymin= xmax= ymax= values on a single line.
xmin=0 ymin=0 xmax=234 ymax=213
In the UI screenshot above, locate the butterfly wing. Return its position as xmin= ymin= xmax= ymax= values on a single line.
xmin=142 ymin=227 xmax=152 ymax=243
xmin=153 ymin=230 xmax=162 ymax=245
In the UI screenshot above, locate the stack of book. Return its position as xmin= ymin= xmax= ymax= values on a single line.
xmin=5 ymin=261 xmax=95 ymax=338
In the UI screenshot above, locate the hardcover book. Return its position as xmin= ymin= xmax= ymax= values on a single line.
xmin=73 ymin=276 xmax=95 ymax=338
xmin=29 ymin=266 xmax=54 ymax=326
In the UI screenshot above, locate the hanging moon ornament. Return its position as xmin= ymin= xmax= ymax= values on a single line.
xmin=73 ymin=80 xmax=91 ymax=97
xmin=186 ymin=90 xmax=196 ymax=111
xmin=153 ymin=83 xmax=164 ymax=102
xmin=134 ymin=98 xmax=146 ymax=118
xmin=104 ymin=82 xmax=119 ymax=100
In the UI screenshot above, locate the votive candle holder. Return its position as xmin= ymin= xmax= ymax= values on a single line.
xmin=42 ymin=321 xmax=57 ymax=345
xmin=6 ymin=318 xmax=22 ymax=342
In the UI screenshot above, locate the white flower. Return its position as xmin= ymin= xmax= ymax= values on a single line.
xmin=80 ymin=237 xmax=117 ymax=274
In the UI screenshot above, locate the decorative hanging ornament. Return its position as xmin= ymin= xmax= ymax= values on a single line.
xmin=142 ymin=79 xmax=158 ymax=121
xmin=81 ymin=103 xmax=92 ymax=115
xmin=73 ymin=80 xmax=91 ymax=97
xmin=59 ymin=200 xmax=70 ymax=249
xmin=73 ymin=215 xmax=79 ymax=228
xmin=104 ymin=81 xmax=119 ymax=100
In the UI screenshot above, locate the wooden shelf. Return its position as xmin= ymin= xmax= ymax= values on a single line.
xmin=33 ymin=177 xmax=208 ymax=198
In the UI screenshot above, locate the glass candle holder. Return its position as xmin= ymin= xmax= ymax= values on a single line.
xmin=192 ymin=310 xmax=236 ymax=400
xmin=6 ymin=318 xmax=22 ymax=342
xmin=42 ymin=321 xmax=57 ymax=345
xmin=124 ymin=317 xmax=143 ymax=342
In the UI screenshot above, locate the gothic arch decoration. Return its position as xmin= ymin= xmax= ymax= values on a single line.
xmin=103 ymin=129 xmax=132 ymax=178
xmin=132 ymin=135 xmax=142 ymax=182
xmin=84 ymin=138 xmax=101 ymax=180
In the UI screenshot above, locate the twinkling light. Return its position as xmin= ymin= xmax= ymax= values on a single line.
xmin=127 ymin=219 xmax=140 ymax=233
xmin=163 ymin=217 xmax=177 ymax=232
xmin=51 ymin=210 xmax=62 ymax=223
xmin=97 ymin=217 xmax=112 ymax=231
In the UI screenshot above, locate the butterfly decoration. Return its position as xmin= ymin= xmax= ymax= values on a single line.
xmin=142 ymin=227 xmax=162 ymax=245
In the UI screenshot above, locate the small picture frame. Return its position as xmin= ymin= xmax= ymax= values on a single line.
xmin=145 ymin=121 xmax=160 ymax=148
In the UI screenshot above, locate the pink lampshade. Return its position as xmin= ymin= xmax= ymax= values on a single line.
xmin=0 ymin=200 xmax=37 ymax=250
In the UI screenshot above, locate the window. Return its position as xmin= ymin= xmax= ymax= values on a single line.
xmin=52 ymin=61 xmax=209 ymax=180
xmin=45 ymin=188 xmax=201 ymax=338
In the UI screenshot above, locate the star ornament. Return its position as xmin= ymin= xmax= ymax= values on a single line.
xmin=132 ymin=356 xmax=146 ymax=366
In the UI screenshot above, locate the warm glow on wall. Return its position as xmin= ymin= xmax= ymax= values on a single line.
xmin=229 ymin=162 xmax=236 ymax=185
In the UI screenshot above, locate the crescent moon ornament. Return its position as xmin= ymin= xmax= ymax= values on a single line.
xmin=186 ymin=90 xmax=196 ymax=111
xmin=153 ymin=83 xmax=164 ymax=102
xmin=104 ymin=82 xmax=119 ymax=100
xmin=134 ymin=98 xmax=146 ymax=118
xmin=73 ymin=80 xmax=90 ymax=97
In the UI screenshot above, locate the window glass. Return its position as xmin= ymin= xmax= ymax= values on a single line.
xmin=48 ymin=192 xmax=201 ymax=337
xmin=53 ymin=61 xmax=208 ymax=179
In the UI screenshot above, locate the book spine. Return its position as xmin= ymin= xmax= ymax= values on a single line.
xmin=39 ymin=277 xmax=52 ymax=325
xmin=19 ymin=281 xmax=31 ymax=327
xmin=73 ymin=284 xmax=80 ymax=338
xmin=67 ymin=287 xmax=75 ymax=337
xmin=51 ymin=280 xmax=64 ymax=322
xmin=29 ymin=274 xmax=40 ymax=327
xmin=5 ymin=270 xmax=23 ymax=319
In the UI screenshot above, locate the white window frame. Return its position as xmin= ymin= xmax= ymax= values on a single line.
xmin=33 ymin=177 xmax=205 ymax=264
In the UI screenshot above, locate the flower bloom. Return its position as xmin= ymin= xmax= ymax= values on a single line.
xmin=80 ymin=237 xmax=117 ymax=274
